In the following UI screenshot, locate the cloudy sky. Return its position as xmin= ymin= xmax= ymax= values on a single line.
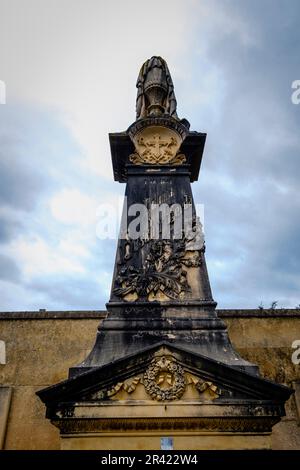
xmin=0 ymin=0 xmax=299 ymax=311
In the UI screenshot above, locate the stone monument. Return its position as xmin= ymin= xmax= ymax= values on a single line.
xmin=37 ymin=57 xmax=292 ymax=450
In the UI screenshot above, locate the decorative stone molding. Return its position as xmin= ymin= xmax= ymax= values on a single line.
xmin=85 ymin=358 xmax=220 ymax=402
xmin=130 ymin=150 xmax=186 ymax=166
xmin=55 ymin=416 xmax=281 ymax=434
xmin=88 ymin=376 xmax=142 ymax=400
xmin=129 ymin=127 xmax=186 ymax=166
xmin=143 ymin=356 xmax=186 ymax=401
xmin=107 ymin=377 xmax=141 ymax=398
xmin=186 ymin=374 xmax=221 ymax=399
xmin=114 ymin=239 xmax=204 ymax=301
xmin=128 ymin=116 xmax=189 ymax=141
xmin=128 ymin=117 xmax=189 ymax=166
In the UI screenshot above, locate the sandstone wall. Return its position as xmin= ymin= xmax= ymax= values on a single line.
xmin=0 ymin=309 xmax=299 ymax=450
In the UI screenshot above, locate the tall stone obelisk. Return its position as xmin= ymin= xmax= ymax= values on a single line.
xmin=37 ymin=57 xmax=292 ymax=450
xmin=69 ymin=56 xmax=256 ymax=375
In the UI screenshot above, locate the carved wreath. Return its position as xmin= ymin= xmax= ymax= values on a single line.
xmin=143 ymin=356 xmax=186 ymax=401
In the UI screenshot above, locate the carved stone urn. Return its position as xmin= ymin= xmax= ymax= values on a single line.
xmin=143 ymin=64 xmax=168 ymax=116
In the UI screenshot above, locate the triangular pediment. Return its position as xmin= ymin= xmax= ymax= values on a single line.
xmin=37 ymin=342 xmax=292 ymax=407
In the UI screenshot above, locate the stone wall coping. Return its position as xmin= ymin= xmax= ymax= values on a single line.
xmin=0 ymin=309 xmax=299 ymax=320
xmin=0 ymin=310 xmax=107 ymax=320
xmin=217 ymin=309 xmax=300 ymax=318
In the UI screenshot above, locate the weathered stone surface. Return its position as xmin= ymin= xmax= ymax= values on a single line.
xmin=37 ymin=341 xmax=292 ymax=450
xmin=69 ymin=59 xmax=261 ymax=387
xmin=0 ymin=318 xmax=102 ymax=385
xmin=0 ymin=310 xmax=299 ymax=449
xmin=61 ymin=434 xmax=271 ymax=451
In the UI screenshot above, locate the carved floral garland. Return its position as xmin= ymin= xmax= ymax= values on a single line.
xmin=114 ymin=239 xmax=203 ymax=300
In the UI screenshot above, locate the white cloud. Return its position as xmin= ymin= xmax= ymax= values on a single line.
xmin=0 ymin=0 xmax=195 ymax=179
xmin=49 ymin=188 xmax=98 ymax=226
xmin=6 ymin=235 xmax=86 ymax=279
xmin=58 ymin=236 xmax=90 ymax=259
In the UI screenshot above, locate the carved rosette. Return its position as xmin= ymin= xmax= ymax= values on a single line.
xmin=143 ymin=356 xmax=186 ymax=401
xmin=128 ymin=117 xmax=188 ymax=166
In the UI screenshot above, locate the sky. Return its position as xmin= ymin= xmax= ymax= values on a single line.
xmin=0 ymin=0 xmax=299 ymax=311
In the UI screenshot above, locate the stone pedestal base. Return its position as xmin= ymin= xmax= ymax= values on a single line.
xmin=38 ymin=344 xmax=292 ymax=451
xmin=60 ymin=432 xmax=270 ymax=450
xmin=52 ymin=399 xmax=277 ymax=451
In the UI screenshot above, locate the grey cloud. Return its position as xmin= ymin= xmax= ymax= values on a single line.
xmin=0 ymin=103 xmax=85 ymax=212
xmin=23 ymin=239 xmax=116 ymax=310
xmin=0 ymin=215 xmax=21 ymax=243
xmin=187 ymin=0 xmax=300 ymax=307
xmin=0 ymin=253 xmax=21 ymax=282
xmin=0 ymin=107 xmax=47 ymax=212
xmin=0 ymin=147 xmax=43 ymax=211
xmin=27 ymin=276 xmax=107 ymax=310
